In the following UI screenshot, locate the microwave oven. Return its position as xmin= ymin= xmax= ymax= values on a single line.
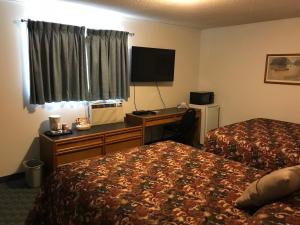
xmin=189 ymin=91 xmax=214 ymax=105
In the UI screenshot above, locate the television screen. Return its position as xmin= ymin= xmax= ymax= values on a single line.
xmin=131 ymin=46 xmax=175 ymax=82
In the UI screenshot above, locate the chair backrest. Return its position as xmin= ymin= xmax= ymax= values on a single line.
xmin=180 ymin=108 xmax=196 ymax=134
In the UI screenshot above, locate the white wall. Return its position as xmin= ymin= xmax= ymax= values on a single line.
xmin=124 ymin=19 xmax=201 ymax=112
xmin=198 ymin=18 xmax=300 ymax=126
xmin=0 ymin=1 xmax=200 ymax=176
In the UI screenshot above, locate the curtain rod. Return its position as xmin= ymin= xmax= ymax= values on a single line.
xmin=20 ymin=19 xmax=135 ymax=36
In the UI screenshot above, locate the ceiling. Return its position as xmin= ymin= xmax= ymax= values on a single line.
xmin=71 ymin=0 xmax=300 ymax=29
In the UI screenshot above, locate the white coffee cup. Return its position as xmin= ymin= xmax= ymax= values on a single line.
xmin=49 ymin=115 xmax=61 ymax=131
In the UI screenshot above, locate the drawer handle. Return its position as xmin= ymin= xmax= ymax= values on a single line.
xmin=106 ymin=128 xmax=142 ymax=136
xmin=57 ymin=136 xmax=103 ymax=145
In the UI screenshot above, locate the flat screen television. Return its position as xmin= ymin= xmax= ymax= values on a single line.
xmin=131 ymin=46 xmax=175 ymax=82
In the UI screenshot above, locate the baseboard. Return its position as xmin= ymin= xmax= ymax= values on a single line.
xmin=0 ymin=172 xmax=25 ymax=183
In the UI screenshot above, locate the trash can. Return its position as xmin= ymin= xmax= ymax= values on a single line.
xmin=23 ymin=159 xmax=44 ymax=188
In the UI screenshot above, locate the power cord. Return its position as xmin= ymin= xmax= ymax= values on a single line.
xmin=86 ymin=101 xmax=91 ymax=120
xmin=133 ymin=82 xmax=138 ymax=111
xmin=156 ymin=81 xmax=166 ymax=109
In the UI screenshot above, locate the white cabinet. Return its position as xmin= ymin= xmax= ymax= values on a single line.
xmin=189 ymin=104 xmax=220 ymax=144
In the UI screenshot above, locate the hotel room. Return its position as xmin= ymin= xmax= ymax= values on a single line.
xmin=1 ymin=0 xmax=300 ymax=224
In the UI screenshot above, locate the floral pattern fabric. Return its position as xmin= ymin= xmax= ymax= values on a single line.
xmin=205 ymin=118 xmax=300 ymax=172
xmin=26 ymin=141 xmax=300 ymax=225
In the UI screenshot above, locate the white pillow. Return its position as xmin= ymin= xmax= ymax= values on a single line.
xmin=236 ymin=165 xmax=300 ymax=208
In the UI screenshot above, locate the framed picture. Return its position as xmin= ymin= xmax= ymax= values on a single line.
xmin=264 ymin=54 xmax=300 ymax=85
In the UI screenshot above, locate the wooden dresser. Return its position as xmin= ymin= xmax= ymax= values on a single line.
xmin=40 ymin=122 xmax=143 ymax=172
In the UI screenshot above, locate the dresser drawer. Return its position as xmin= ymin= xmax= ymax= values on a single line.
xmin=105 ymin=138 xmax=142 ymax=155
xmin=56 ymin=146 xmax=103 ymax=166
xmin=105 ymin=128 xmax=142 ymax=143
xmin=56 ymin=135 xmax=104 ymax=153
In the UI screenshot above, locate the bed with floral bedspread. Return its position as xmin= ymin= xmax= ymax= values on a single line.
xmin=205 ymin=118 xmax=300 ymax=172
xmin=26 ymin=141 xmax=300 ymax=225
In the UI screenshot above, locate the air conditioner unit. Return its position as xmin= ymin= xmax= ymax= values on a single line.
xmin=90 ymin=101 xmax=124 ymax=125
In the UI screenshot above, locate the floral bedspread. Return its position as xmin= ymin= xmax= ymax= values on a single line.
xmin=26 ymin=141 xmax=300 ymax=225
xmin=205 ymin=118 xmax=300 ymax=172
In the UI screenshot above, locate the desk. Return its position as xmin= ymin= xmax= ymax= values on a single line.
xmin=125 ymin=107 xmax=201 ymax=144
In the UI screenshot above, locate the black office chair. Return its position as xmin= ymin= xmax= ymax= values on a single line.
xmin=161 ymin=108 xmax=197 ymax=146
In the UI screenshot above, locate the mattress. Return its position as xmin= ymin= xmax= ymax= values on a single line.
xmin=26 ymin=141 xmax=300 ymax=225
xmin=205 ymin=118 xmax=300 ymax=171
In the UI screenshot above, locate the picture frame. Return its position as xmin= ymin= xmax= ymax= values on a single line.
xmin=264 ymin=54 xmax=300 ymax=85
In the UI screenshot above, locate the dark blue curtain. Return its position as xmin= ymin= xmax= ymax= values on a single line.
xmin=86 ymin=29 xmax=129 ymax=101
xmin=28 ymin=20 xmax=88 ymax=104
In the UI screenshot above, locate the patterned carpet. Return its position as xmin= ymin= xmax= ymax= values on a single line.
xmin=0 ymin=177 xmax=38 ymax=225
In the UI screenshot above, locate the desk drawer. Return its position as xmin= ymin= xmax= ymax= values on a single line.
xmin=56 ymin=135 xmax=104 ymax=153
xmin=56 ymin=146 xmax=103 ymax=166
xmin=105 ymin=129 xmax=142 ymax=143
xmin=145 ymin=115 xmax=182 ymax=127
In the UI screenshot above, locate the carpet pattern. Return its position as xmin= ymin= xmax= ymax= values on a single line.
xmin=0 ymin=178 xmax=38 ymax=225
